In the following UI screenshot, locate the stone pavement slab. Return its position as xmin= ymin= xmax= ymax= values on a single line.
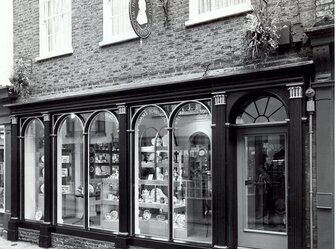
xmin=0 ymin=237 xmax=41 ymax=249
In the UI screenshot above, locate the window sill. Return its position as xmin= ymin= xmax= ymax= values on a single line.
xmin=185 ymin=3 xmax=253 ymax=27
xmin=36 ymin=48 xmax=74 ymax=62
xmin=99 ymin=32 xmax=138 ymax=47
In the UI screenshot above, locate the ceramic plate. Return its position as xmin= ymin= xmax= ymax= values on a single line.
xmin=143 ymin=210 xmax=151 ymax=220
xmin=35 ymin=210 xmax=43 ymax=220
xmin=110 ymin=210 xmax=118 ymax=220
xmin=40 ymin=184 xmax=44 ymax=194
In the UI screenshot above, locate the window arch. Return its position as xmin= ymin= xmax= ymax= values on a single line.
xmin=133 ymin=106 xmax=169 ymax=238
xmin=235 ymin=95 xmax=287 ymax=124
xmin=88 ymin=111 xmax=119 ymax=231
xmin=171 ymin=102 xmax=212 ymax=244
xmin=24 ymin=118 xmax=44 ymax=221
xmin=57 ymin=114 xmax=84 ymax=227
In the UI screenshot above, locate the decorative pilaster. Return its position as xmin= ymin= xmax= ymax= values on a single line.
xmin=212 ymin=93 xmax=228 ymax=247
xmin=40 ymin=112 xmax=52 ymax=248
xmin=287 ymin=83 xmax=304 ymax=249
xmin=116 ymin=103 xmax=130 ymax=244
xmin=8 ymin=115 xmax=19 ymax=241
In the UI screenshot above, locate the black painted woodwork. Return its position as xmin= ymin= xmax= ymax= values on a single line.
xmin=39 ymin=223 xmax=52 ymax=248
xmin=84 ymin=133 xmax=89 ymax=229
xmin=5 ymin=62 xmax=315 ymax=249
xmin=118 ymin=109 xmax=129 ymax=234
xmin=226 ymin=126 xmax=237 ymax=248
xmin=212 ymin=99 xmax=227 ymax=246
xmin=7 ymin=118 xmax=19 ymax=241
xmin=288 ymin=95 xmax=304 ymax=249
xmin=39 ymin=114 xmax=52 ymax=248
xmin=43 ymin=116 xmax=52 ymax=223
xmin=6 ymin=63 xmax=313 ymax=116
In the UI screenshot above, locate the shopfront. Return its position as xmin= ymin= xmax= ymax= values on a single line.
xmin=6 ymin=63 xmax=313 ymax=249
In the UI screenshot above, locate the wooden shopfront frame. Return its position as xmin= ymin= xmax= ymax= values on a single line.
xmin=6 ymin=62 xmax=313 ymax=249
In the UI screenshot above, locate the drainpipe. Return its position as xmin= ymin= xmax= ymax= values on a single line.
xmin=306 ymin=87 xmax=315 ymax=249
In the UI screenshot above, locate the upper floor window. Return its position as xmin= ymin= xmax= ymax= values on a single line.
xmin=38 ymin=0 xmax=72 ymax=60
xmin=186 ymin=0 xmax=252 ymax=26
xmin=99 ymin=0 xmax=137 ymax=46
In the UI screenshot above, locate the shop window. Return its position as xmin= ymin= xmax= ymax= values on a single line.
xmin=38 ymin=0 xmax=72 ymax=60
xmin=172 ymin=102 xmax=212 ymax=243
xmin=186 ymin=0 xmax=252 ymax=26
xmin=236 ymin=96 xmax=287 ymax=124
xmin=24 ymin=119 xmax=44 ymax=221
xmin=57 ymin=115 xmax=84 ymax=226
xmin=134 ymin=106 xmax=169 ymax=238
xmin=88 ymin=111 xmax=119 ymax=231
xmin=0 ymin=126 xmax=4 ymax=213
xmin=133 ymin=101 xmax=212 ymax=243
xmin=99 ymin=0 xmax=137 ymax=46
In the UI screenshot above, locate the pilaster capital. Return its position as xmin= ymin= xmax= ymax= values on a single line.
xmin=10 ymin=116 xmax=18 ymax=125
xmin=42 ymin=112 xmax=50 ymax=122
xmin=117 ymin=103 xmax=127 ymax=115
xmin=213 ymin=92 xmax=227 ymax=106
xmin=287 ymin=84 xmax=303 ymax=99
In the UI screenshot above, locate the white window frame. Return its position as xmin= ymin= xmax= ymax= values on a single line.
xmin=186 ymin=0 xmax=252 ymax=27
xmin=99 ymin=0 xmax=137 ymax=47
xmin=37 ymin=0 xmax=73 ymax=61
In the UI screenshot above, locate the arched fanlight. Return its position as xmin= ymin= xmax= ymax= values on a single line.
xmin=236 ymin=96 xmax=287 ymax=124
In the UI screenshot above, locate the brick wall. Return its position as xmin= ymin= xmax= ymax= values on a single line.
xmin=316 ymin=0 xmax=335 ymax=19
xmin=13 ymin=0 xmax=319 ymax=100
xmin=18 ymin=227 xmax=39 ymax=244
xmin=51 ymin=233 xmax=115 ymax=249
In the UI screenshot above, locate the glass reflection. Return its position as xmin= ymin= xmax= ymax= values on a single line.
xmin=88 ymin=112 xmax=119 ymax=231
xmin=172 ymin=102 xmax=212 ymax=243
xmin=244 ymin=134 xmax=286 ymax=233
xmin=24 ymin=119 xmax=44 ymax=221
xmin=134 ymin=106 xmax=169 ymax=238
xmin=57 ymin=115 xmax=84 ymax=226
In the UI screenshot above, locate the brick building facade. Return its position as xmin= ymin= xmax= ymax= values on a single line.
xmin=3 ymin=0 xmax=334 ymax=249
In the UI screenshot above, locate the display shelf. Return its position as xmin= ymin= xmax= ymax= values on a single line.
xmin=102 ymin=199 xmax=119 ymax=205
xmin=99 ymin=174 xmax=119 ymax=231
xmin=139 ymin=202 xmax=168 ymax=211
xmin=138 ymin=180 xmax=167 ymax=186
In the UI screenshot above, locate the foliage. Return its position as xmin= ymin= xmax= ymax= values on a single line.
xmin=9 ymin=58 xmax=32 ymax=97
xmin=244 ymin=0 xmax=280 ymax=62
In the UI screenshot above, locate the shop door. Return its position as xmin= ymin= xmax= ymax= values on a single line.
xmin=237 ymin=129 xmax=287 ymax=249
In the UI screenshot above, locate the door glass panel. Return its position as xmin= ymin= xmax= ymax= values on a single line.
xmin=57 ymin=115 xmax=84 ymax=226
xmin=24 ymin=120 xmax=44 ymax=221
xmin=172 ymin=102 xmax=212 ymax=243
xmin=88 ymin=112 xmax=119 ymax=231
xmin=134 ymin=106 xmax=169 ymax=238
xmin=244 ymin=134 xmax=286 ymax=233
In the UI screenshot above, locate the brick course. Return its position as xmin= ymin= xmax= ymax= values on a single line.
xmin=13 ymin=0 xmax=333 ymax=101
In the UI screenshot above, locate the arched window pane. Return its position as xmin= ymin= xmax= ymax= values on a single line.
xmin=172 ymin=102 xmax=212 ymax=244
xmin=88 ymin=112 xmax=119 ymax=231
xmin=57 ymin=115 xmax=84 ymax=226
xmin=24 ymin=119 xmax=44 ymax=221
xmin=236 ymin=96 xmax=287 ymax=124
xmin=134 ymin=106 xmax=168 ymax=238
